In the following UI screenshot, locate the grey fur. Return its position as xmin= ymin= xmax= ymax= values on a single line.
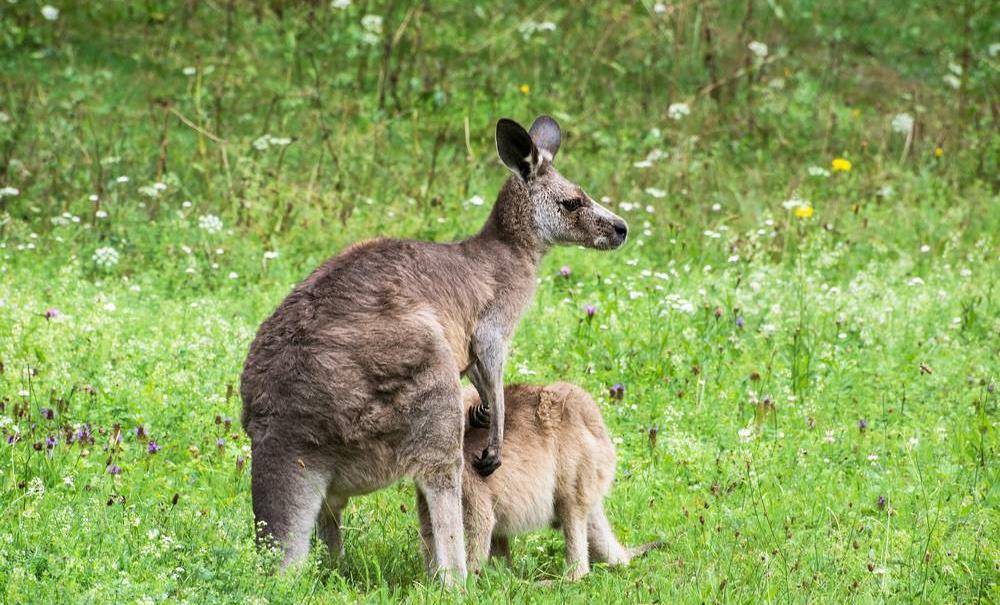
xmin=240 ymin=116 xmax=626 ymax=583
xmin=420 ymin=383 xmax=662 ymax=580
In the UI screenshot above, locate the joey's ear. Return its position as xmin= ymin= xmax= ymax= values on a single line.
xmin=528 ymin=115 xmax=561 ymax=161
xmin=496 ymin=118 xmax=540 ymax=181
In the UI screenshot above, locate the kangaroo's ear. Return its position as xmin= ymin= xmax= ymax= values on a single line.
xmin=528 ymin=115 xmax=561 ymax=161
xmin=496 ymin=118 xmax=540 ymax=182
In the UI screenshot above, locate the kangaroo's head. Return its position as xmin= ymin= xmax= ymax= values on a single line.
xmin=493 ymin=116 xmax=627 ymax=251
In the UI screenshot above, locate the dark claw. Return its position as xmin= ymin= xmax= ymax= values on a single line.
xmin=472 ymin=447 xmax=501 ymax=477
xmin=468 ymin=405 xmax=490 ymax=429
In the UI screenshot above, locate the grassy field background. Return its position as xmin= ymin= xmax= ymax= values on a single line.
xmin=1 ymin=1 xmax=997 ymax=603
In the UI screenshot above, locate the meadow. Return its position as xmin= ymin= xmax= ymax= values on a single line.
xmin=0 ymin=1 xmax=997 ymax=603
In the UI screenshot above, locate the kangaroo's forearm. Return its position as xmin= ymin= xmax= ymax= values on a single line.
xmin=470 ymin=333 xmax=506 ymax=476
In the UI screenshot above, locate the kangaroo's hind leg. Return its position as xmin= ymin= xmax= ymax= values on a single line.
xmin=317 ymin=491 xmax=349 ymax=564
xmin=416 ymin=488 xmax=436 ymax=576
xmin=489 ymin=535 xmax=513 ymax=567
xmin=405 ymin=370 xmax=468 ymax=585
xmin=250 ymin=432 xmax=330 ymax=568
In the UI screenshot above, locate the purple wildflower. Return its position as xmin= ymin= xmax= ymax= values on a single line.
xmin=134 ymin=425 xmax=146 ymax=440
xmin=560 ymin=265 xmax=571 ymax=278
xmin=45 ymin=435 xmax=56 ymax=450
xmin=858 ymin=419 xmax=868 ymax=432
xmin=7 ymin=434 xmax=18 ymax=445
xmin=585 ymin=304 xmax=596 ymax=319
xmin=44 ymin=308 xmax=61 ymax=320
xmin=223 ymin=417 xmax=233 ymax=430
xmin=40 ymin=407 xmax=54 ymax=420
xmin=75 ymin=423 xmax=93 ymax=445
xmin=236 ymin=456 xmax=246 ymax=471
xmin=609 ymin=383 xmax=625 ymax=400
xmin=216 ymin=438 xmax=225 ymax=450
xmin=147 ymin=440 xmax=160 ymax=454
xmin=106 ymin=463 xmax=122 ymax=475
xmin=736 ymin=316 xmax=745 ymax=329
xmin=877 ymin=495 xmax=886 ymax=509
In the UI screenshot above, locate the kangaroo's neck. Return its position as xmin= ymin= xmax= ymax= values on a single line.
xmin=464 ymin=178 xmax=547 ymax=285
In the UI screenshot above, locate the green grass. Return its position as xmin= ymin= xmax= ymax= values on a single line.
xmin=1 ymin=1 xmax=997 ymax=603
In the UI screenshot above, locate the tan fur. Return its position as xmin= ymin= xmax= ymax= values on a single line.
xmin=418 ymin=383 xmax=660 ymax=581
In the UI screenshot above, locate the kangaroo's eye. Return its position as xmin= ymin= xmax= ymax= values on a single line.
xmin=558 ymin=198 xmax=584 ymax=212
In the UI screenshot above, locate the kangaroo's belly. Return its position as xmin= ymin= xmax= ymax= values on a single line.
xmin=491 ymin=464 xmax=557 ymax=536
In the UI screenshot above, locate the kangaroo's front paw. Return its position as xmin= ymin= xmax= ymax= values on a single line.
xmin=472 ymin=447 xmax=501 ymax=477
xmin=468 ymin=404 xmax=491 ymax=429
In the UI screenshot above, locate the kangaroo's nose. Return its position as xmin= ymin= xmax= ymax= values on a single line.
xmin=613 ymin=221 xmax=628 ymax=239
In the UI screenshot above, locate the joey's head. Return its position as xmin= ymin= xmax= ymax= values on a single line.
xmin=491 ymin=116 xmax=627 ymax=252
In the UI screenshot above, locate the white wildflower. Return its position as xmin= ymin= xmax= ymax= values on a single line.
xmin=518 ymin=20 xmax=557 ymax=40
xmin=467 ymin=195 xmax=484 ymax=206
xmin=0 ymin=187 xmax=19 ymax=197
xmin=263 ymin=250 xmax=279 ymax=260
xmin=906 ymin=277 xmax=924 ymax=287
xmin=748 ymin=40 xmax=768 ymax=58
xmin=920 ymin=244 xmax=930 ymax=253
xmin=990 ymin=43 xmax=1000 ymax=58
xmin=198 ymin=214 xmax=223 ymax=234
xmin=738 ymin=426 xmax=755 ymax=443
xmin=890 ymin=113 xmax=914 ymax=135
xmin=943 ymin=74 xmax=961 ymax=90
xmin=228 ymin=272 xmax=239 ymax=280
xmin=0 ymin=111 xmax=9 ymax=123
xmin=877 ymin=184 xmax=894 ymax=198
xmin=824 ymin=430 xmax=835 ymax=443
xmin=116 ymin=176 xmax=130 ymax=184
xmin=27 ymin=477 xmax=45 ymax=497
xmin=103 ymin=302 xmax=116 ymax=312
xmin=331 ymin=0 xmax=351 ymax=8
xmin=95 ymin=210 xmax=108 ymax=219
xmin=182 ymin=66 xmax=197 ymax=76
xmin=807 ymin=166 xmax=830 ymax=178
xmin=867 ymin=453 xmax=879 ymax=462
xmin=782 ymin=195 xmax=806 ymax=210
xmin=653 ymin=2 xmax=667 ymax=13
xmin=41 ymin=5 xmax=59 ymax=20
xmin=644 ymin=187 xmax=666 ymax=198
xmin=92 ymin=246 xmax=120 ymax=269
xmin=361 ymin=14 xmax=383 ymax=32
xmin=667 ymin=102 xmax=690 ymax=121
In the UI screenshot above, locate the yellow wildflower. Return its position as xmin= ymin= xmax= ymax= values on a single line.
xmin=934 ymin=146 xmax=943 ymax=157
xmin=794 ymin=205 xmax=814 ymax=219
xmin=519 ymin=84 xmax=530 ymax=95
xmin=831 ymin=157 xmax=852 ymax=172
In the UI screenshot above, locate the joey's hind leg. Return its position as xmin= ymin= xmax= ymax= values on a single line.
xmin=317 ymin=491 xmax=348 ymax=563
xmin=462 ymin=490 xmax=495 ymax=575
xmin=586 ymin=503 xmax=631 ymax=566
xmin=561 ymin=507 xmax=591 ymax=580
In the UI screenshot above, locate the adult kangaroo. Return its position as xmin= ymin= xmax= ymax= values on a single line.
xmin=240 ymin=115 xmax=627 ymax=583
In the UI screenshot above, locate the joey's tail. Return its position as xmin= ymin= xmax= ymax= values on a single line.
xmin=629 ymin=540 xmax=665 ymax=559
